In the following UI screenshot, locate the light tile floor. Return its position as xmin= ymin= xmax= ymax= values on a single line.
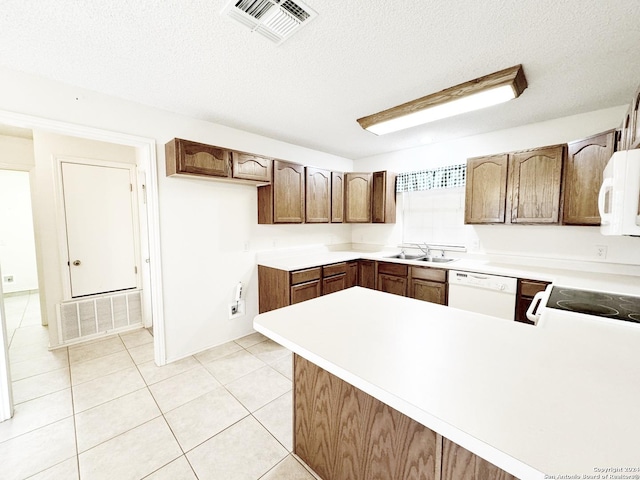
xmin=1 ymin=292 xmax=319 ymax=480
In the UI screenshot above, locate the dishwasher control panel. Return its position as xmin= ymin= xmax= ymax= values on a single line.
xmin=449 ymin=270 xmax=517 ymax=294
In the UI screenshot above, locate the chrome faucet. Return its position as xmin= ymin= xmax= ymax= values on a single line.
xmin=409 ymin=242 xmax=431 ymax=260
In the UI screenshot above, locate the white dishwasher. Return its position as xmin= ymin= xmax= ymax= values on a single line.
xmin=447 ymin=270 xmax=517 ymax=320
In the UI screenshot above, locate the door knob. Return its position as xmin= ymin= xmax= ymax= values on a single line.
xmin=72 ymin=260 xmax=81 ymax=266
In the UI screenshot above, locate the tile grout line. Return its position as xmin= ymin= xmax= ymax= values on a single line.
xmin=123 ymin=335 xmax=201 ymax=480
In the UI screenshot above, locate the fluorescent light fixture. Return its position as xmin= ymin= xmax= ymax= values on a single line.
xmin=357 ymin=65 xmax=527 ymax=135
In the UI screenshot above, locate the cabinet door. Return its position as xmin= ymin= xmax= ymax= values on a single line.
xmin=409 ymin=278 xmax=446 ymax=305
xmin=167 ymin=138 xmax=230 ymax=177
xmin=273 ymin=160 xmax=305 ymax=223
xmin=231 ymin=151 xmax=272 ymax=182
xmin=464 ymin=154 xmax=508 ymax=224
xmin=291 ymin=280 xmax=321 ymax=305
xmin=331 ymin=171 xmax=344 ymax=223
xmin=507 ymin=145 xmax=564 ymax=224
xmin=515 ymin=279 xmax=550 ymax=324
xmin=305 ymin=167 xmax=331 ymax=223
xmin=323 ymin=274 xmax=346 ymax=295
xmin=377 ymin=273 xmax=407 ymax=296
xmin=346 ymin=261 xmax=358 ymax=287
xmin=345 ymin=173 xmax=372 ymax=223
xmin=563 ymin=131 xmax=615 ymax=225
xmin=372 ymin=171 xmax=397 ymax=223
xmin=358 ymin=260 xmax=376 ymax=289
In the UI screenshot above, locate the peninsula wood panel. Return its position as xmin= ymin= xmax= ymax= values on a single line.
xmin=345 ymin=173 xmax=373 ymax=223
xmin=464 ymin=154 xmax=508 ymax=224
xmin=306 ymin=167 xmax=331 ymax=223
xmin=294 ymin=354 xmax=439 ymax=480
xmin=507 ymin=145 xmax=564 ymax=224
xmin=562 ymin=130 xmax=615 ymax=225
xmin=331 ymin=171 xmax=345 ymax=223
xmin=441 ymin=439 xmax=517 ymax=480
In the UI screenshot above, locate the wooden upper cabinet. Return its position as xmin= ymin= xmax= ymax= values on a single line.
xmin=305 ymin=167 xmax=331 ymax=223
xmin=231 ymin=151 xmax=272 ymax=182
xmin=273 ymin=160 xmax=305 ymax=223
xmin=464 ymin=154 xmax=509 ymax=224
xmin=507 ymin=145 xmax=565 ymax=224
xmin=345 ymin=172 xmax=372 ymax=222
xmin=331 ymin=171 xmax=344 ymax=223
xmin=372 ymin=171 xmax=397 ymax=223
xmin=562 ymin=130 xmax=616 ymax=225
xmin=166 ymin=138 xmax=230 ymax=178
xmin=258 ymin=160 xmax=305 ymax=224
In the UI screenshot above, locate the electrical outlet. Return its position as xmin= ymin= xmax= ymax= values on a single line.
xmin=595 ymin=245 xmax=608 ymax=259
xmin=2 ymin=275 xmax=14 ymax=284
xmin=228 ymin=300 xmax=245 ymax=319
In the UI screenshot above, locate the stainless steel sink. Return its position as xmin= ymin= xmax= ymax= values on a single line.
xmin=421 ymin=257 xmax=458 ymax=263
xmin=386 ymin=253 xmax=426 ymax=260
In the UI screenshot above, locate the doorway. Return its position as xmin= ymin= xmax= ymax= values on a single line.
xmin=0 ymin=110 xmax=165 ymax=420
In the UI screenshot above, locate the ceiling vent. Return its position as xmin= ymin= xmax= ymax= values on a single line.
xmin=222 ymin=0 xmax=318 ymax=44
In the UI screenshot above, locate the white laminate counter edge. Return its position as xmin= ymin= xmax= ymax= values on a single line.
xmin=254 ymin=321 xmax=545 ymax=480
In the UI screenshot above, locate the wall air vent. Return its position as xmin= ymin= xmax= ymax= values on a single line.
xmin=222 ymin=0 xmax=318 ymax=44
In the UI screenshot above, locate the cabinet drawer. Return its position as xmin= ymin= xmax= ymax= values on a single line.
xmin=323 ymin=262 xmax=347 ymax=277
xmin=377 ymin=262 xmax=408 ymax=276
xmin=410 ymin=266 xmax=446 ymax=283
xmin=290 ymin=267 xmax=322 ymax=285
xmin=291 ymin=280 xmax=321 ymax=305
xmin=520 ymin=279 xmax=548 ymax=297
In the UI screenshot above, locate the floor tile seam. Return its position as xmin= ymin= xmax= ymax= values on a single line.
xmin=234 ymin=336 xmax=269 ymax=350
xmin=11 ymin=363 xmax=72 ymax=383
xmin=72 ymin=385 xmax=150 ymax=415
xmin=139 ymin=455 xmax=199 ymax=480
xmin=121 ymin=339 xmax=154 ymax=351
xmin=22 ymin=456 xmax=78 ymax=480
xmin=181 ymin=414 xmax=250 ymax=456
xmin=68 ymin=345 xmax=128 ymax=367
xmin=69 ymin=378 xmax=81 ymax=480
xmin=134 ymin=355 xmax=205 ymax=387
xmin=291 ymin=453 xmax=323 ymax=480
xmin=256 ymin=454 xmax=297 ymax=480
xmin=157 ymin=382 xmax=240 ymax=417
xmin=74 ymin=409 xmax=165 ymax=455
xmin=250 ymin=411 xmax=293 ymax=454
xmin=70 ymin=361 xmax=136 ymax=387
xmin=75 ymin=414 xmax=173 ymax=461
xmin=0 ymin=407 xmax=75 ymax=446
xmin=12 ymin=383 xmax=72 ymax=406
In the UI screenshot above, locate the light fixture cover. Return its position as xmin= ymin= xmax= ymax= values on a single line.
xmin=357 ymin=65 xmax=527 ymax=135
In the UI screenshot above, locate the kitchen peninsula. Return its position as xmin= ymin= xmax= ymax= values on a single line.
xmin=254 ymin=287 xmax=640 ymax=480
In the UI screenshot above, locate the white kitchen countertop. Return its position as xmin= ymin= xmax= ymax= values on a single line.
xmin=257 ymin=249 xmax=640 ymax=296
xmin=254 ymin=287 xmax=640 ymax=480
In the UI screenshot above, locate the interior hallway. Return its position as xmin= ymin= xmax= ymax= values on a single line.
xmin=1 ymin=292 xmax=316 ymax=480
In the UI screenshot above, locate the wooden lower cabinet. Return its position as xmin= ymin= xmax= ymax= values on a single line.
xmin=346 ymin=261 xmax=358 ymax=288
xmin=376 ymin=262 xmax=408 ymax=296
xmin=358 ymin=260 xmax=376 ymax=289
xmin=291 ymin=280 xmax=321 ymax=305
xmin=409 ymin=266 xmax=447 ymax=305
xmin=294 ymin=355 xmax=517 ymax=480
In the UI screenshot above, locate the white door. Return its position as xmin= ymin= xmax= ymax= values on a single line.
xmin=61 ymin=162 xmax=138 ymax=298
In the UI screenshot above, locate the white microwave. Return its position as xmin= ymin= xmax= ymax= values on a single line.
xmin=598 ymin=149 xmax=640 ymax=236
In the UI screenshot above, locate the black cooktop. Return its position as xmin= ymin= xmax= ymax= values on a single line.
xmin=547 ymin=287 xmax=640 ymax=324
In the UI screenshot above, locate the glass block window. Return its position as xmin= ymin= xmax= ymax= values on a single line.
xmin=396 ymin=164 xmax=466 ymax=193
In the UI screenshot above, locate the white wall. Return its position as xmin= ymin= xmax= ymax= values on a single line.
xmin=0 ymin=170 xmax=38 ymax=293
xmin=0 ymin=66 xmax=353 ymax=360
xmin=352 ymin=107 xmax=640 ymax=267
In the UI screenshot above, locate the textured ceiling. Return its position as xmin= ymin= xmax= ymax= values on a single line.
xmin=0 ymin=1 xmax=639 ymax=159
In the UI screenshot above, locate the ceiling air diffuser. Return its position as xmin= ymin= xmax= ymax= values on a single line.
xmin=222 ymin=0 xmax=318 ymax=44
